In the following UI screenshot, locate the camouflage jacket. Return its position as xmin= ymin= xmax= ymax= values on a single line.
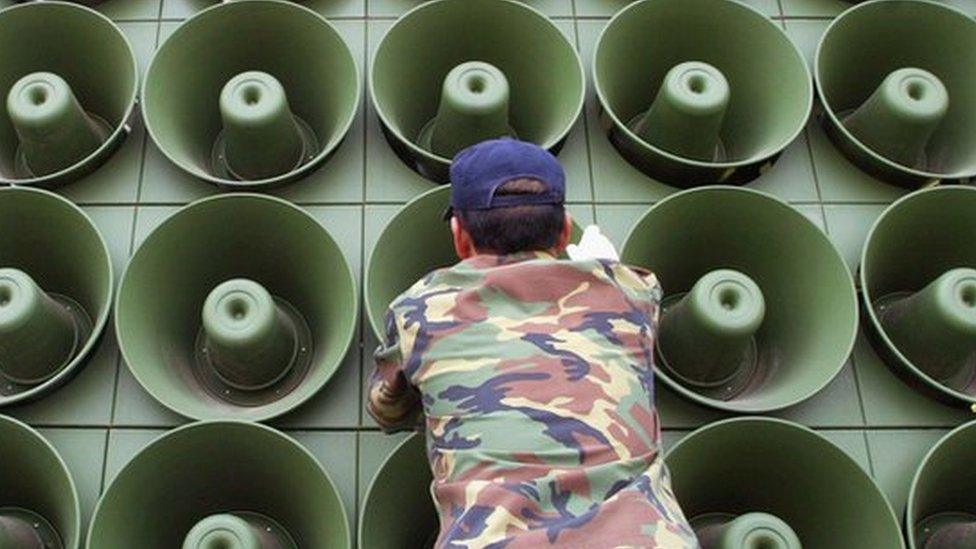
xmin=368 ymin=252 xmax=699 ymax=549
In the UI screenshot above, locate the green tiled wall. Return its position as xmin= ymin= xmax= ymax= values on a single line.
xmin=4 ymin=0 xmax=975 ymax=544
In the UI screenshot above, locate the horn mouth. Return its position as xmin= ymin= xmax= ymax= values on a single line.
xmin=594 ymin=0 xmax=811 ymax=186
xmin=908 ymin=420 xmax=976 ymax=549
xmin=622 ymin=187 xmax=856 ymax=413
xmin=0 ymin=416 xmax=80 ymax=549
xmin=861 ymin=186 xmax=976 ymax=405
xmin=0 ymin=187 xmax=112 ymax=407
xmin=88 ymin=421 xmax=350 ymax=548
xmin=667 ymin=418 xmax=902 ymax=549
xmin=0 ymin=1 xmax=137 ymax=187
xmin=116 ymin=194 xmax=357 ymax=421
xmin=370 ymin=0 xmax=585 ymax=182
xmin=142 ymin=0 xmax=359 ymax=188
xmin=815 ymin=0 xmax=976 ymax=187
xmin=360 ymin=435 xmax=438 ymax=549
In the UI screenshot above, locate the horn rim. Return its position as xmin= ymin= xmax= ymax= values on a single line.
xmin=86 ymin=419 xmax=352 ymax=549
xmin=814 ymin=0 xmax=976 ymax=183
xmin=358 ymin=433 xmax=431 ymax=549
xmin=860 ymin=185 xmax=976 ymax=405
xmin=592 ymin=0 xmax=813 ymax=171
xmin=364 ymin=185 xmax=448 ymax=340
xmin=0 ymin=186 xmax=114 ymax=407
xmin=368 ymin=0 xmax=586 ymax=174
xmin=114 ymin=192 xmax=359 ymax=422
xmin=666 ymin=416 xmax=904 ymax=547
xmin=906 ymin=418 xmax=976 ymax=549
xmin=0 ymin=414 xmax=82 ymax=548
xmin=0 ymin=0 xmax=139 ymax=188
xmin=621 ymin=186 xmax=858 ymax=413
xmin=141 ymin=0 xmax=361 ymax=189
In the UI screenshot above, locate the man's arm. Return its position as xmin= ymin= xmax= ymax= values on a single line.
xmin=367 ymin=309 xmax=423 ymax=433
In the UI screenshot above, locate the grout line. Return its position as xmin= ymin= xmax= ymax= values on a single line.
xmin=359 ymin=15 xmax=369 ymax=430
xmin=569 ymin=16 xmax=598 ymax=221
xmin=97 ymin=428 xmax=112 ymax=494
xmin=847 ymin=347 xmax=873 ymax=431
xmin=49 ymin=424 xmax=380 ymax=432
xmin=28 ymin=421 xmax=963 ymax=434
xmin=802 ymin=124 xmax=832 ymax=231
xmin=71 ymin=198 xmax=901 ymax=207
xmin=862 ymin=430 xmax=877 ymax=477
xmin=100 ymin=6 xmax=165 ymax=493
xmin=354 ymin=430 xmax=362 ymax=541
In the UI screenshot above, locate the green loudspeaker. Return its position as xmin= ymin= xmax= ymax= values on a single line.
xmin=668 ymin=418 xmax=903 ymax=548
xmin=907 ymin=420 xmax=976 ymax=548
xmin=116 ymin=194 xmax=357 ymax=421
xmin=816 ymin=0 xmax=976 ymax=187
xmin=142 ymin=0 xmax=359 ymax=188
xmin=0 ymin=187 xmax=112 ymax=406
xmin=861 ymin=186 xmax=976 ymax=406
xmin=0 ymin=1 xmax=137 ymax=187
xmin=621 ymin=187 xmax=857 ymax=412
xmin=0 ymin=415 xmax=80 ymax=549
xmin=359 ymin=435 xmax=439 ymax=549
xmin=87 ymin=421 xmax=350 ymax=548
xmin=360 ymin=435 xmax=437 ymax=549
xmin=365 ymin=186 xmax=581 ymax=339
xmin=370 ymin=0 xmax=585 ymax=183
xmin=593 ymin=0 xmax=811 ymax=187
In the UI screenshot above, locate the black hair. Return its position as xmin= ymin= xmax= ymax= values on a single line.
xmin=456 ymin=178 xmax=566 ymax=255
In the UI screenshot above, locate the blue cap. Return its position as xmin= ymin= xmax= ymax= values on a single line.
xmin=446 ymin=139 xmax=565 ymax=218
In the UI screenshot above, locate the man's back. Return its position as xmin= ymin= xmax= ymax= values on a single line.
xmin=371 ymin=252 xmax=698 ymax=548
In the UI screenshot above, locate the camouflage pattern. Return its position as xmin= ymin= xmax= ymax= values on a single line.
xmin=369 ymin=251 xmax=699 ymax=548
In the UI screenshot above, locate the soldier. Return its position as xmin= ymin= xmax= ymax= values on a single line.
xmin=368 ymin=139 xmax=698 ymax=548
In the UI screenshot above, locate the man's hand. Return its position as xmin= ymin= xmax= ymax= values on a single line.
xmin=566 ymin=225 xmax=620 ymax=262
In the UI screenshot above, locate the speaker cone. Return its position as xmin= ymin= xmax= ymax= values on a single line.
xmin=816 ymin=0 xmax=976 ymax=187
xmin=370 ymin=0 xmax=585 ymax=182
xmin=594 ymin=0 xmax=812 ymax=186
xmin=116 ymin=194 xmax=357 ymax=421
xmin=621 ymin=187 xmax=857 ymax=412
xmin=0 ymin=1 xmax=137 ymax=187
xmin=142 ymin=0 xmax=360 ymax=188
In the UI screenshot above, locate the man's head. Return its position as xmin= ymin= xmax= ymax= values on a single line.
xmin=447 ymin=139 xmax=572 ymax=259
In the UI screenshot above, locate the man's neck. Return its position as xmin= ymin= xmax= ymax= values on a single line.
xmin=471 ymin=249 xmax=559 ymax=258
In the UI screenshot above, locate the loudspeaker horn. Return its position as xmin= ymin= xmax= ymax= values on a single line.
xmin=365 ymin=186 xmax=581 ymax=340
xmin=667 ymin=417 xmax=904 ymax=548
xmin=593 ymin=0 xmax=812 ymax=187
xmin=816 ymin=0 xmax=976 ymax=187
xmin=0 ymin=414 xmax=80 ymax=549
xmin=142 ymin=0 xmax=359 ymax=188
xmin=360 ymin=434 xmax=437 ymax=549
xmin=0 ymin=1 xmax=137 ymax=188
xmin=87 ymin=420 xmax=350 ymax=548
xmin=861 ymin=185 xmax=976 ymax=406
xmin=907 ymin=419 xmax=976 ymax=548
xmin=0 ymin=187 xmax=112 ymax=406
xmin=115 ymin=193 xmax=357 ymax=421
xmin=370 ymin=0 xmax=585 ymax=183
xmin=621 ymin=187 xmax=857 ymax=412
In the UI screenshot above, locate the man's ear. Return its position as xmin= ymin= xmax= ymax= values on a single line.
xmin=554 ymin=211 xmax=573 ymax=254
xmin=450 ymin=216 xmax=476 ymax=259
